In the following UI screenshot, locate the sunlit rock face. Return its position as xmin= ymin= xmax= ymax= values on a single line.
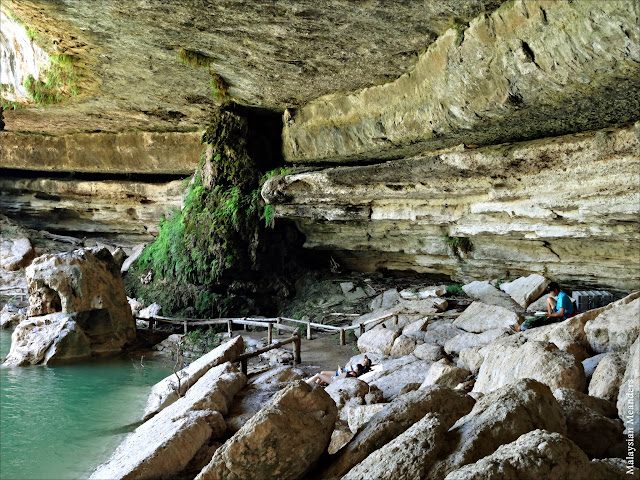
xmin=283 ymin=0 xmax=640 ymax=163
xmin=264 ymin=123 xmax=640 ymax=291
xmin=0 ymin=0 xmax=503 ymax=134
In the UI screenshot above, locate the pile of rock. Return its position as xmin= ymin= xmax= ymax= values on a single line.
xmin=3 ymin=247 xmax=137 ymax=366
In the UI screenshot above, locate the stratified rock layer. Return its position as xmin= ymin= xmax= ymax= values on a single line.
xmin=283 ymin=0 xmax=640 ymax=162
xmin=266 ymin=124 xmax=640 ymax=290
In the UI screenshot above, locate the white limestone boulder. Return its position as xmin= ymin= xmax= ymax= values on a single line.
xmin=91 ymin=362 xmax=244 ymax=480
xmin=325 ymin=377 xmax=371 ymax=421
xmin=357 ymin=326 xmax=398 ymax=355
xmin=421 ymin=359 xmax=470 ymax=389
xmin=390 ymin=334 xmax=417 ymax=357
xmin=369 ymin=288 xmax=399 ymax=310
xmin=553 ymin=387 xmax=624 ymax=459
xmin=195 ymin=381 xmax=337 ymax=480
xmin=424 ymin=320 xmax=464 ymax=346
xmin=138 ymin=302 xmax=162 ymax=319
xmin=402 ymin=317 xmax=429 ymax=335
xmin=443 ymin=430 xmax=592 ymax=480
xmin=0 ymin=304 xmax=25 ymax=329
xmin=318 ymin=386 xmax=475 ymax=480
xmin=0 ymin=237 xmax=35 ymax=271
xmin=617 ymin=337 xmax=640 ymax=445
xmin=462 ymin=281 xmax=523 ymax=312
xmin=589 ymin=353 xmax=627 ymax=402
xmin=144 ymin=336 xmax=244 ymax=420
xmin=582 ymin=353 xmax=607 ymax=381
xmin=3 ymin=312 xmax=91 ymax=366
xmin=457 ymin=346 xmax=485 ymax=375
xmin=453 ymin=301 xmax=522 ymax=333
xmin=413 ymin=343 xmax=446 ymax=362
xmin=346 ymin=403 xmax=387 ymax=434
xmin=429 ymin=379 xmax=567 ymax=480
xmin=25 ymin=247 xmax=135 ymax=350
xmin=498 ymin=274 xmax=549 ymax=309
xmin=584 ymin=297 xmax=640 ymax=354
xmin=444 ymin=328 xmax=509 ymax=356
xmin=342 ymin=413 xmax=448 ymax=480
xmin=473 ymin=337 xmax=586 ymax=394
xmin=367 ymin=356 xmax=434 ymax=400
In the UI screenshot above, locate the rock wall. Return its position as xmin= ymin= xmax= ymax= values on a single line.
xmin=0 ymin=131 xmax=202 ymax=174
xmin=283 ymin=0 xmax=640 ymax=163
xmin=0 ymin=174 xmax=185 ymax=244
xmin=265 ymin=123 xmax=640 ymax=291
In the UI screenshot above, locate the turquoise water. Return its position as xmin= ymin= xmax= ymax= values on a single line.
xmin=0 ymin=329 xmax=173 ymax=480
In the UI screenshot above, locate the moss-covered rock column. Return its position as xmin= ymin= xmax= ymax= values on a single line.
xmin=126 ymin=107 xmax=303 ymax=317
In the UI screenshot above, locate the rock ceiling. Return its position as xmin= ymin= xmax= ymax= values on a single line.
xmin=1 ymin=0 xmax=503 ymax=134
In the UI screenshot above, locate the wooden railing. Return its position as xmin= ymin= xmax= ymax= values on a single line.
xmin=235 ymin=331 xmax=301 ymax=375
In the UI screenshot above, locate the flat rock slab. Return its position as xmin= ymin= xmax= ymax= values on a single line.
xmin=499 ymin=274 xmax=549 ymax=309
xmin=91 ymin=362 xmax=245 ymax=480
xmin=453 ymin=301 xmax=522 ymax=333
xmin=357 ymin=326 xmax=399 ymax=355
xmin=195 ymin=381 xmax=337 ymax=480
xmin=462 ymin=281 xmax=523 ymax=313
xmin=144 ymin=336 xmax=244 ymax=420
xmin=368 ymin=356 xmax=434 ymax=400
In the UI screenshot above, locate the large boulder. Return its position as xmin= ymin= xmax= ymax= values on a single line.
xmin=0 ymin=237 xmax=35 ymax=271
xmin=346 ymin=404 xmax=387 ymax=434
xmin=413 ymin=343 xmax=446 ymax=362
xmin=589 ymin=352 xmax=627 ymax=402
xmin=553 ymin=388 xmax=625 ymax=458
xmin=457 ymin=347 xmax=485 ymax=375
xmin=144 ymin=336 xmax=244 ymax=420
xmin=357 ymin=326 xmax=398 ymax=355
xmin=429 ymin=379 xmax=567 ymax=479
xmin=367 ymin=356 xmax=434 ymax=400
xmin=473 ymin=337 xmax=586 ymax=394
xmin=498 ymin=274 xmax=549 ymax=309
xmin=585 ymin=297 xmax=640 ymax=354
xmin=325 ymin=377 xmax=372 ymax=421
xmin=424 ymin=320 xmax=463 ymax=346
xmin=0 ymin=304 xmax=25 ymax=329
xmin=3 ymin=312 xmax=91 ymax=366
xmin=342 ymin=413 xmax=448 ymax=480
xmin=582 ymin=353 xmax=607 ymax=381
xmin=444 ymin=328 xmax=509 ymax=356
xmin=390 ymin=334 xmax=417 ymax=357
xmin=462 ymin=281 xmax=523 ymax=312
xmin=318 ymin=386 xmax=475 ymax=480
xmin=421 ymin=359 xmax=470 ymax=389
xmin=91 ymin=362 xmax=245 ymax=480
xmin=225 ymin=366 xmax=304 ymax=433
xmin=617 ymin=337 xmax=640 ymax=451
xmin=195 ymin=381 xmax=337 ymax=480
xmin=453 ymin=301 xmax=522 ymax=333
xmin=25 ymin=247 xmax=135 ymax=349
xmin=443 ymin=430 xmax=592 ymax=480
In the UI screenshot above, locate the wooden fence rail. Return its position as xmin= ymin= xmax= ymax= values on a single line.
xmin=235 ymin=331 xmax=301 ymax=375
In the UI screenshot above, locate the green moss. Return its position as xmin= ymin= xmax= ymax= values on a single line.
xmin=210 ymin=73 xmax=228 ymax=101
xmin=22 ymin=54 xmax=80 ymax=106
xmin=441 ymin=234 xmax=473 ymax=258
xmin=128 ymin=108 xmax=291 ymax=318
xmin=177 ymin=49 xmax=213 ymax=68
xmin=26 ymin=27 xmax=38 ymax=41
xmin=446 ymin=284 xmax=467 ymax=296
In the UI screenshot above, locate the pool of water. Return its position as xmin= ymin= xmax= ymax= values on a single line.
xmin=0 ymin=328 xmax=173 ymax=480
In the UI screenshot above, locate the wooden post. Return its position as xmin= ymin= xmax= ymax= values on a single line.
xmin=267 ymin=324 xmax=273 ymax=345
xmin=183 ymin=321 xmax=188 ymax=334
xmin=241 ymin=359 xmax=247 ymax=375
xmin=339 ymin=328 xmax=346 ymax=346
xmin=227 ymin=319 xmax=233 ymax=337
xmin=393 ymin=314 xmax=398 ymax=327
xmin=276 ymin=317 xmax=282 ymax=335
xmin=307 ymin=320 xmax=312 ymax=340
xmin=293 ymin=329 xmax=301 ymax=364
xmin=359 ymin=323 xmax=365 ymax=336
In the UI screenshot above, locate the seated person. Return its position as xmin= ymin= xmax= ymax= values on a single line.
xmin=305 ymin=355 xmax=372 ymax=386
xmin=512 ymin=282 xmax=575 ymax=332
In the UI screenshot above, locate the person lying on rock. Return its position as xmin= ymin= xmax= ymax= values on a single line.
xmin=305 ymin=355 xmax=372 ymax=386
xmin=511 ymin=282 xmax=576 ymax=332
